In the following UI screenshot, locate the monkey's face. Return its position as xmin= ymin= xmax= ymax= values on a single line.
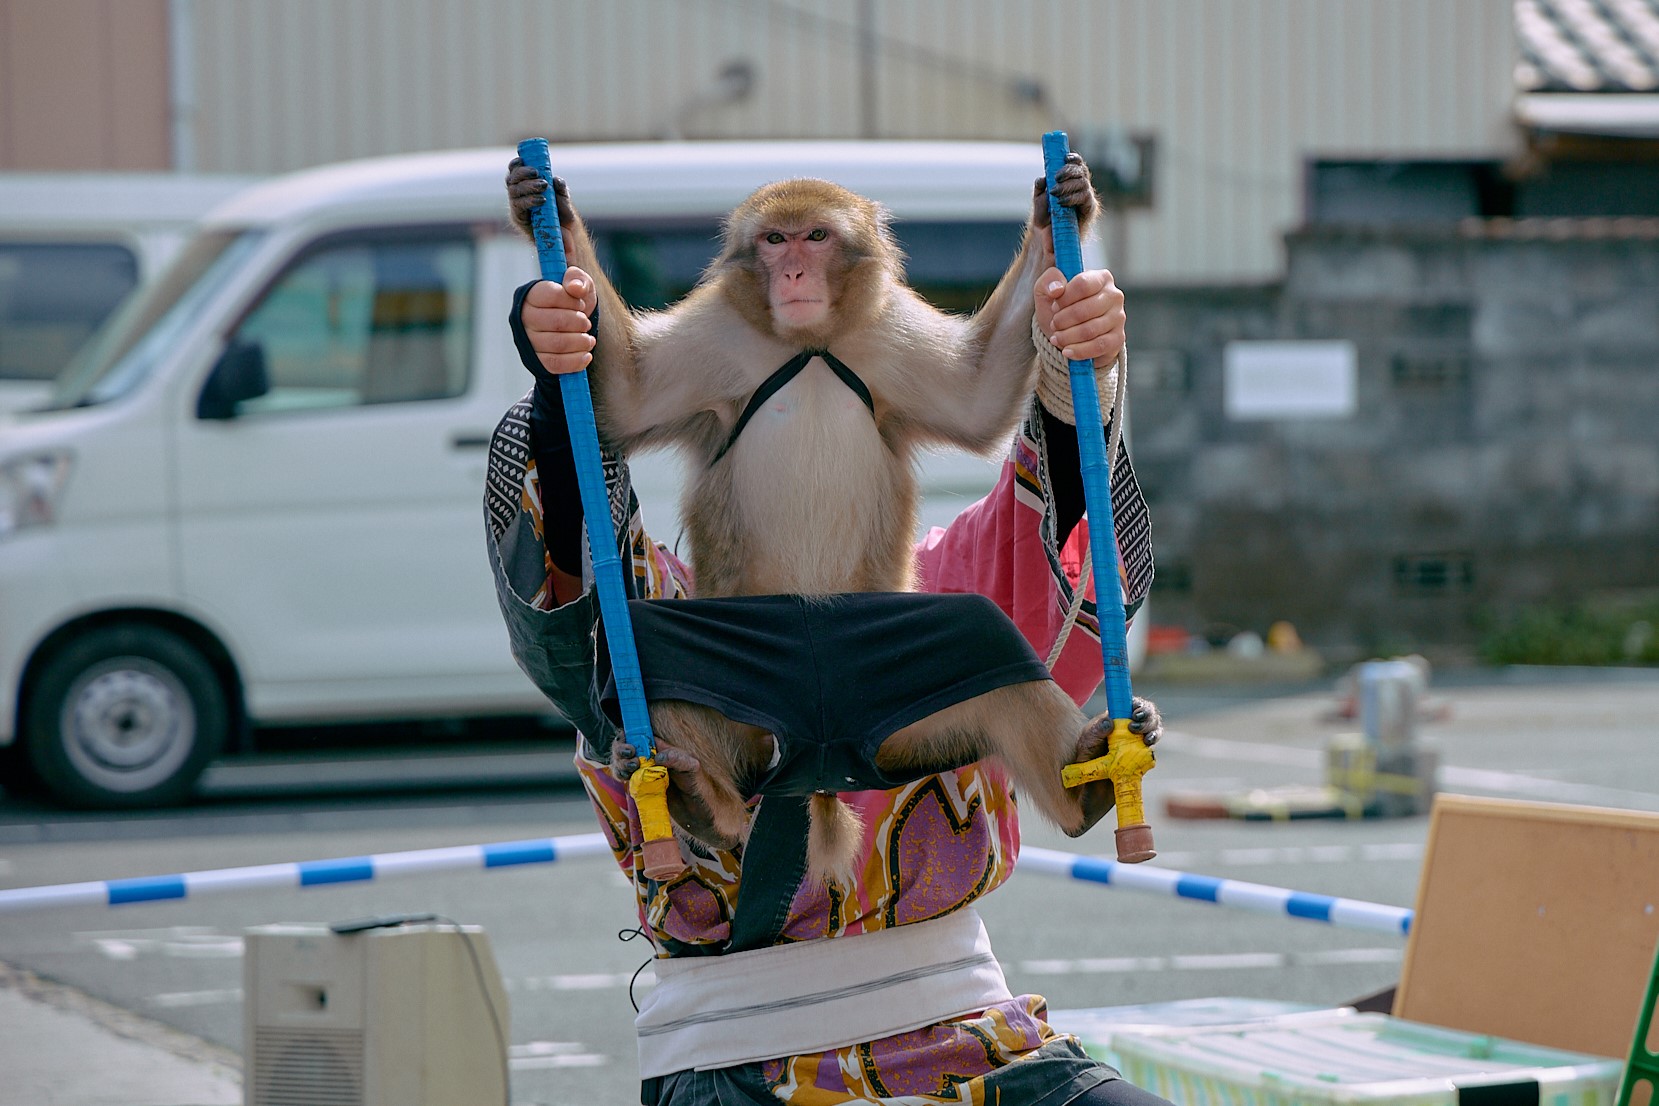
xmin=717 ymin=179 xmax=891 ymax=342
xmin=757 ymin=226 xmax=839 ymax=333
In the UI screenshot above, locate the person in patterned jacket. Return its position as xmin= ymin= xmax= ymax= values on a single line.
xmin=485 ymin=227 xmax=1166 ymax=1106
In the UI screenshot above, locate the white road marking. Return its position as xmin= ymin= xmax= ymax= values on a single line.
xmin=91 ymin=939 xmax=141 ymax=961
xmin=1437 ymin=765 xmax=1659 ymax=807
xmin=510 ymin=1054 xmax=610 ymax=1069
xmin=509 ymin=1041 xmax=609 ymax=1069
xmin=1018 ymin=947 xmax=1401 ymax=975
xmin=513 ymin=971 xmax=653 ymax=991
xmin=1162 ymin=732 xmax=1316 ymax=767
xmin=1301 ymin=947 xmax=1402 ymax=965
xmin=1151 ymin=842 xmax=1424 ymax=868
xmin=78 ymin=926 xmax=243 ymax=960
xmin=1162 ymin=729 xmax=1659 ymax=807
xmin=1170 ymin=953 xmax=1285 ymax=970
xmin=150 ymin=987 xmax=244 ymax=1008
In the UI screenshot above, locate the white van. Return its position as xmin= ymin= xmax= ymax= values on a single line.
xmin=0 ymin=173 xmax=258 ymax=413
xmin=0 ymin=141 xmax=1134 ymax=807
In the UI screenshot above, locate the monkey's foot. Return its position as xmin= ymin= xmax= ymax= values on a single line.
xmin=611 ymin=741 xmax=700 ymax=782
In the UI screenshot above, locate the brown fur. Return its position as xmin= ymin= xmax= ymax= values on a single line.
xmin=540 ymin=169 xmax=1127 ymax=881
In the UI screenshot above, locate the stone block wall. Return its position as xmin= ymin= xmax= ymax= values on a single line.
xmin=1126 ymin=225 xmax=1659 ymax=654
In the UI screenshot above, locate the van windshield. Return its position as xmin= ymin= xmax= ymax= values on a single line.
xmin=47 ymin=229 xmax=263 ymax=409
xmin=0 ymin=241 xmax=139 ymax=384
xmin=590 ymin=219 xmax=1026 ymax=313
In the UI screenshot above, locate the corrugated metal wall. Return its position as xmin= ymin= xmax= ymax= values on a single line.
xmin=0 ymin=0 xmax=171 ymax=170
xmin=181 ymin=0 xmax=1520 ymax=282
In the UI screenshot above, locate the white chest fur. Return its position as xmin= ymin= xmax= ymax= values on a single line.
xmin=721 ymin=357 xmax=899 ymax=591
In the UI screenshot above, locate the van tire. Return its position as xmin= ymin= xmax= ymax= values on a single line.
xmin=24 ymin=626 xmax=227 ymax=808
xmin=0 ymin=741 xmax=44 ymax=799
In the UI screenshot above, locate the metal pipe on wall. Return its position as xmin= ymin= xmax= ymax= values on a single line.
xmin=168 ymin=0 xmax=197 ymax=172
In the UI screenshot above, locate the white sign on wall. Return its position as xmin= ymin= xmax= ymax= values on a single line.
xmin=1223 ymin=340 xmax=1357 ymax=420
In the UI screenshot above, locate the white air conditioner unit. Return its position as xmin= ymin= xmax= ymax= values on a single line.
xmin=243 ymin=922 xmax=509 ymax=1106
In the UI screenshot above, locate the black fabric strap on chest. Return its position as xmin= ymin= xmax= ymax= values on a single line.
xmin=699 ymin=351 xmax=871 ymax=950
xmin=711 ymin=349 xmax=875 ymax=465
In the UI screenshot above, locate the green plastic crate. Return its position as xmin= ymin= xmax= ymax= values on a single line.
xmin=1052 ymin=998 xmax=1330 ymax=1071
xmin=1109 ymin=1010 xmax=1623 ymax=1106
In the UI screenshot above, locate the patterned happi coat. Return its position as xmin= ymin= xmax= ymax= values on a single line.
xmin=484 ymin=389 xmax=1153 ymax=1104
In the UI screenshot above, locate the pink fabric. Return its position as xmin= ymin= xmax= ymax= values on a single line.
xmin=916 ymin=452 xmax=1104 ymax=706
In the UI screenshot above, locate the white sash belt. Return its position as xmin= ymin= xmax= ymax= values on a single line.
xmin=636 ymin=908 xmax=1012 ymax=1078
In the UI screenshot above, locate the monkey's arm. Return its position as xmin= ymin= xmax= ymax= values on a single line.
xmin=507 ymin=162 xmax=732 ymax=450
xmin=883 ymin=157 xmax=1101 ymax=451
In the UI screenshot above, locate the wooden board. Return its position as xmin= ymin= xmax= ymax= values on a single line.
xmin=1394 ymin=794 xmax=1659 ymax=1059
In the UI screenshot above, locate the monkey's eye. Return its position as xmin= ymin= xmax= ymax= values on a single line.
xmin=807 ymin=228 xmax=828 ymax=241
xmin=765 ymin=232 xmax=786 ymax=245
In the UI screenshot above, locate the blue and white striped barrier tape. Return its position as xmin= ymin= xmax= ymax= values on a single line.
xmin=1020 ymin=846 xmax=1413 ymax=936
xmin=0 ymin=833 xmax=612 ymax=915
xmin=0 ymin=834 xmax=1414 ymax=935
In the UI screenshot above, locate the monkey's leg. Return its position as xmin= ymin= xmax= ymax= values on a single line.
xmin=875 ymin=681 xmax=1097 ymax=836
xmin=647 ymin=700 xmax=772 ymax=850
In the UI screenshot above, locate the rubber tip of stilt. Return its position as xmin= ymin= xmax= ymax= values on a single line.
xmin=1115 ymin=823 xmax=1156 ymax=864
xmin=640 ymin=838 xmax=685 ymax=881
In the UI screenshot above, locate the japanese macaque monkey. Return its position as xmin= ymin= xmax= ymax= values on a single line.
xmin=508 ymin=156 xmax=1159 ymax=880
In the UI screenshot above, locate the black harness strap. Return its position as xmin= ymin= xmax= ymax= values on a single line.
xmin=723 ymin=794 xmax=812 ymax=953
xmin=693 ymin=351 xmax=872 ymax=954
xmin=818 ymin=349 xmax=875 ymax=413
xmin=711 ymin=349 xmax=875 ymax=465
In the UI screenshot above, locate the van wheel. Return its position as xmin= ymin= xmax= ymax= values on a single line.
xmin=0 ymin=741 xmax=43 ymax=799
xmin=24 ymin=626 xmax=227 ymax=808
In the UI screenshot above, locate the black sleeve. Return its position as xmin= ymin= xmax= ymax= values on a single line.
xmin=1040 ymin=402 xmax=1087 ymax=549
xmin=510 ymin=279 xmax=595 ymax=578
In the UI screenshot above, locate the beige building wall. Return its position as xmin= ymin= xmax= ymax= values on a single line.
xmin=7 ymin=0 xmax=1525 ymax=283
xmin=0 ymin=0 xmax=171 ymax=170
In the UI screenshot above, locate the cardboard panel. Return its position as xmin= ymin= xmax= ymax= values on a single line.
xmin=1394 ymin=794 xmax=1659 ymax=1060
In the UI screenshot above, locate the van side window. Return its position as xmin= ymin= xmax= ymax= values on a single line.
xmin=591 ymin=225 xmax=721 ymax=310
xmin=898 ymin=221 xmax=1026 ymax=313
xmin=227 ymin=232 xmax=473 ymax=416
xmin=0 ymin=242 xmax=139 ymax=383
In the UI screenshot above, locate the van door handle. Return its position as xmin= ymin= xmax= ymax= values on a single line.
xmin=451 ymin=432 xmax=490 ymax=450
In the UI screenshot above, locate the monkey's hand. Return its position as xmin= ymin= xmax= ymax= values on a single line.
xmin=1066 ymin=697 xmax=1161 ymax=835
xmin=1031 ymin=151 xmax=1098 ymax=232
xmin=520 ymin=269 xmax=599 ymax=376
xmin=1035 ymin=267 xmax=1126 ymax=365
xmin=505 ymin=157 xmax=579 ymax=240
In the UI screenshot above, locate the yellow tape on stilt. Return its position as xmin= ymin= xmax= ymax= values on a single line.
xmin=1062 ymin=717 xmax=1157 ymax=861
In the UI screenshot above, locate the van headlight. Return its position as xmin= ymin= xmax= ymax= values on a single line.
xmin=0 ymin=451 xmax=73 ymax=539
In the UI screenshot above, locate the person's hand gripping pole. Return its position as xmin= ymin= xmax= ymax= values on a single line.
xmin=1042 ymin=131 xmax=1156 ymax=864
xmin=517 ymin=139 xmax=682 ymax=881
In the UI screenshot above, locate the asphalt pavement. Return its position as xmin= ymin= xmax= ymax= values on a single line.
xmin=2 ymin=665 xmax=1656 ymax=1106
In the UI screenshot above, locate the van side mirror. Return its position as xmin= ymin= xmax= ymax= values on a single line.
xmin=197 ymin=339 xmax=269 ymax=420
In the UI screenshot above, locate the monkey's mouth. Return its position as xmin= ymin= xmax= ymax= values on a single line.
xmin=774 ymin=297 xmax=827 ymax=323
